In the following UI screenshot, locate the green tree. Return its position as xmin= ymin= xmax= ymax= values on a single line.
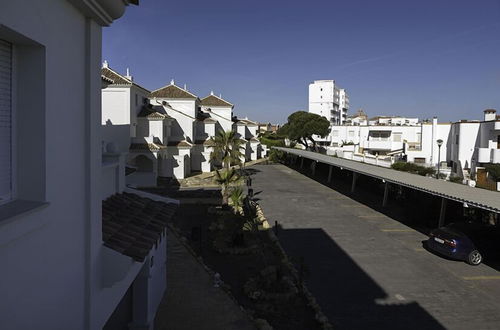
xmin=279 ymin=111 xmax=330 ymax=150
xmin=228 ymin=186 xmax=245 ymax=215
xmin=214 ymin=168 xmax=242 ymax=205
xmin=209 ymin=130 xmax=245 ymax=169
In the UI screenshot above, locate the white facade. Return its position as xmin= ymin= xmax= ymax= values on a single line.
xmin=308 ymin=80 xmax=349 ymax=126
xmin=368 ymin=116 xmax=419 ymax=126
xmin=0 ymin=1 xmax=169 ymax=330
xmin=328 ymin=109 xmax=500 ymax=183
xmin=103 ymin=74 xmax=265 ymax=184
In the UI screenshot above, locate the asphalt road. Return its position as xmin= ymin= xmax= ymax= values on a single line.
xmin=252 ymin=164 xmax=500 ymax=330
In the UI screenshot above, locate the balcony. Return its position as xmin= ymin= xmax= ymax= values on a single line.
xmin=495 ymin=121 xmax=500 ymax=130
xmin=363 ymin=140 xmax=403 ymax=151
xmin=491 ymin=149 xmax=500 ymax=163
xmin=477 ymin=148 xmax=491 ymax=163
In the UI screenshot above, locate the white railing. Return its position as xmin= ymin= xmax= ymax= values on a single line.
xmin=478 ymin=147 xmax=492 ymax=163
xmin=338 ymin=151 xmax=394 ymax=168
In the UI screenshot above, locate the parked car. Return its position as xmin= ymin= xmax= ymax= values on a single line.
xmin=426 ymin=222 xmax=500 ymax=266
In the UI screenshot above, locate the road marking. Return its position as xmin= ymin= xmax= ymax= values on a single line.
xmin=381 ymin=229 xmax=414 ymax=232
xmin=395 ymin=294 xmax=406 ymax=301
xmin=462 ymin=276 xmax=500 ymax=281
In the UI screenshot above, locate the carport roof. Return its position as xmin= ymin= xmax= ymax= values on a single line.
xmin=275 ymin=147 xmax=500 ymax=213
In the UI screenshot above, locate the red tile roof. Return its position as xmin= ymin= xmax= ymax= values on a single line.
xmin=200 ymin=94 xmax=233 ymax=107
xmin=150 ymin=84 xmax=197 ymax=99
xmin=102 ymin=192 xmax=177 ymax=262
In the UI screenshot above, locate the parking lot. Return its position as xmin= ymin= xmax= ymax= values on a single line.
xmin=253 ymin=163 xmax=500 ymax=330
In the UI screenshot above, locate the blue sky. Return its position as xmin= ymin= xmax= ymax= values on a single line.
xmin=103 ymin=0 xmax=500 ymax=124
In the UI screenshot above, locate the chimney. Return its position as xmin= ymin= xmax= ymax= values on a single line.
xmin=125 ymin=68 xmax=133 ymax=81
xmin=170 ymin=78 xmax=175 ymax=85
xmin=219 ymin=93 xmax=222 ymax=98
xmin=484 ymin=109 xmax=497 ymax=121
xmin=102 ymin=60 xmax=108 ymax=68
xmin=184 ymin=84 xmax=187 ymax=91
xmin=210 ymin=90 xmax=214 ymax=96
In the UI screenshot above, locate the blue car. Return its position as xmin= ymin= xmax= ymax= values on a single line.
xmin=426 ymin=222 xmax=500 ymax=266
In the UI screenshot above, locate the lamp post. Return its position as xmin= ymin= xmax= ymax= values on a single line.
xmin=436 ymin=139 xmax=443 ymax=178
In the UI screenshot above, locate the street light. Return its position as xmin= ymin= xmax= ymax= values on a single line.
xmin=436 ymin=139 xmax=443 ymax=178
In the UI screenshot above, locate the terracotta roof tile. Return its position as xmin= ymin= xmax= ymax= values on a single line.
xmin=130 ymin=143 xmax=166 ymax=151
xmin=137 ymin=106 xmax=167 ymax=119
xmin=102 ymin=192 xmax=177 ymax=262
xmin=167 ymin=140 xmax=193 ymax=148
xmin=101 ymin=67 xmax=150 ymax=93
xmin=150 ymin=84 xmax=197 ymax=99
xmin=200 ymin=94 xmax=233 ymax=107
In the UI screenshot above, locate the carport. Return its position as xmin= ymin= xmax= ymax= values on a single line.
xmin=274 ymin=147 xmax=500 ymax=227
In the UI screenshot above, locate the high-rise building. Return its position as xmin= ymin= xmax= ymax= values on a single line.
xmin=308 ymin=80 xmax=349 ymax=125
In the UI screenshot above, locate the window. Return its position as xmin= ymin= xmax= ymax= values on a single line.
xmin=0 ymin=26 xmax=47 ymax=220
xmin=393 ymin=132 xmax=402 ymax=142
xmin=0 ymin=40 xmax=12 ymax=204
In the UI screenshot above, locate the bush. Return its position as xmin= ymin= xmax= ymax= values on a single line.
xmin=391 ymin=162 xmax=436 ymax=176
xmin=269 ymin=149 xmax=286 ymax=163
xmin=449 ymin=175 xmax=463 ymax=184
xmin=485 ymin=164 xmax=500 ymax=181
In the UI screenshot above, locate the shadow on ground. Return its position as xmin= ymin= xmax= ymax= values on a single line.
xmin=275 ymin=226 xmax=445 ymax=330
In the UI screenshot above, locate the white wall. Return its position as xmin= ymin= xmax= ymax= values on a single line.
xmin=0 ymin=1 xmax=94 ymax=328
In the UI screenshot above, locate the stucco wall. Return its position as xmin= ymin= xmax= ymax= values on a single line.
xmin=0 ymin=1 xmax=91 ymax=328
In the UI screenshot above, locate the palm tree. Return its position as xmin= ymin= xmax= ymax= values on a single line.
xmin=214 ymin=168 xmax=242 ymax=205
xmin=210 ymin=130 xmax=245 ymax=170
xmin=229 ymin=186 xmax=245 ymax=215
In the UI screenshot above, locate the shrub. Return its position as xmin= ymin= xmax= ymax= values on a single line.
xmin=269 ymin=149 xmax=286 ymax=163
xmin=449 ymin=175 xmax=463 ymax=183
xmin=485 ymin=164 xmax=500 ymax=181
xmin=391 ymin=162 xmax=436 ymax=176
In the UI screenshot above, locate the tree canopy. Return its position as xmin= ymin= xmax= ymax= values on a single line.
xmin=278 ymin=111 xmax=330 ymax=149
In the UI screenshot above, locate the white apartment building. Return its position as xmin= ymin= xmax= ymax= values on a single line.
xmin=368 ymin=116 xmax=419 ymax=126
xmin=308 ymin=80 xmax=350 ymax=126
xmin=328 ymin=109 xmax=500 ymax=185
xmin=102 ymin=66 xmax=265 ymax=186
xmin=0 ymin=1 xmax=177 ymax=330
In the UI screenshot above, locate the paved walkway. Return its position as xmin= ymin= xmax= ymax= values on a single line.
xmin=252 ymin=164 xmax=500 ymax=330
xmin=154 ymin=229 xmax=255 ymax=330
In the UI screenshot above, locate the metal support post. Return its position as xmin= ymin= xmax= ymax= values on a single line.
xmin=438 ymin=198 xmax=447 ymax=227
xmin=382 ymin=182 xmax=389 ymax=207
xmin=311 ymin=161 xmax=316 ymax=176
xmin=300 ymin=157 xmax=304 ymax=169
xmin=351 ymin=172 xmax=358 ymax=193
xmin=327 ymin=165 xmax=333 ymax=183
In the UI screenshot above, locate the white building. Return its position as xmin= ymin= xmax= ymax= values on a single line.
xmin=0 ymin=1 xmax=178 ymax=329
xmin=308 ymin=80 xmax=350 ymax=126
xmin=328 ymin=109 xmax=500 ymax=186
xmin=368 ymin=116 xmax=419 ymax=126
xmin=102 ymin=70 xmax=265 ymax=185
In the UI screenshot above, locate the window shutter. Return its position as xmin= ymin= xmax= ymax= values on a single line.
xmin=0 ymin=39 xmax=12 ymax=203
